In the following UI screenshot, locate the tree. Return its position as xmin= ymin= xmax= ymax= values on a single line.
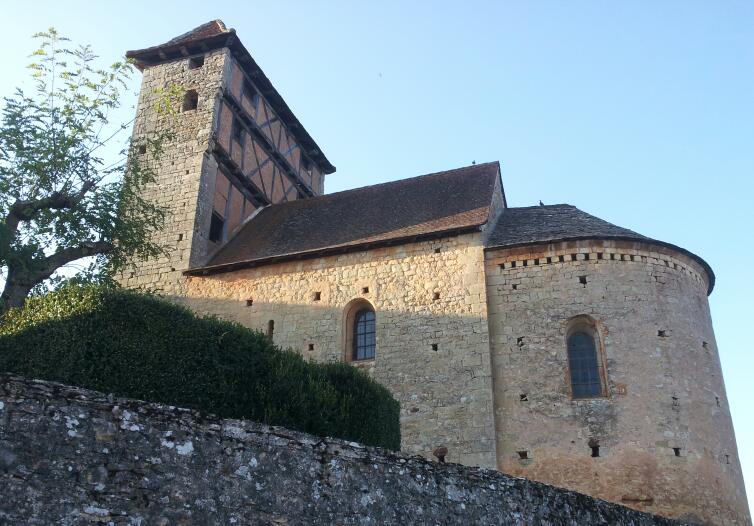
xmin=0 ymin=29 xmax=170 ymax=315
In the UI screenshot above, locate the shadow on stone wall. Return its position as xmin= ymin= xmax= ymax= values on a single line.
xmin=169 ymin=294 xmax=497 ymax=468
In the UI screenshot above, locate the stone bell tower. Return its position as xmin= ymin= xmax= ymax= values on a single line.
xmin=120 ymin=20 xmax=335 ymax=296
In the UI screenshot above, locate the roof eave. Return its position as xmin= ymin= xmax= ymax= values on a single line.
xmin=185 ymin=224 xmax=485 ymax=277
xmin=485 ymin=235 xmax=715 ymax=295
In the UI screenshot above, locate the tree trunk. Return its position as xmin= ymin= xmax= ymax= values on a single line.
xmin=0 ymin=242 xmax=115 ymax=317
xmin=0 ymin=270 xmax=35 ymax=317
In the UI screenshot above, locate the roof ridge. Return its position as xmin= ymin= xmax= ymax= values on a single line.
xmin=257 ymin=162 xmax=500 ymax=212
xmin=507 ymin=204 xmax=574 ymax=210
xmin=165 ymin=20 xmax=229 ymax=45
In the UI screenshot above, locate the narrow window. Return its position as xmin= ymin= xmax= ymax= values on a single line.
xmin=361 ymin=286 xmax=369 ymax=294
xmin=209 ymin=211 xmax=224 ymax=242
xmin=138 ymin=144 xmax=147 ymax=155
xmin=183 ymin=89 xmax=198 ymax=111
xmin=300 ymin=154 xmax=313 ymax=176
xmin=267 ymin=320 xmax=274 ymax=339
xmin=352 ymin=308 xmax=376 ymax=361
xmin=313 ymin=291 xmax=321 ymax=301
xmin=568 ymin=331 xmax=603 ymax=398
xmin=243 ymin=79 xmax=260 ymax=108
xmin=245 ymin=299 xmax=253 ymax=307
xmin=517 ymin=451 xmax=529 ymax=460
xmin=431 ymin=343 xmax=438 ymax=351
xmin=433 ymin=292 xmax=441 ymax=300
xmin=308 ymin=343 xmax=314 ymax=351
xmin=232 ymin=117 xmax=244 ymax=142
xmin=673 ymin=447 xmax=681 ymax=457
xmin=591 ymin=445 xmax=600 ymax=457
xmin=188 ymin=55 xmax=205 ymax=69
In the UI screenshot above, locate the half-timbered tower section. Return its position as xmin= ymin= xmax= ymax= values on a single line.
xmin=120 ymin=20 xmax=335 ymax=294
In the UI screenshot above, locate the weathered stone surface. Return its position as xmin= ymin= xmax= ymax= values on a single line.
xmin=485 ymin=239 xmax=749 ymax=525
xmin=117 ymin=48 xmax=230 ymax=295
xmin=184 ymin=233 xmax=497 ymax=468
xmin=0 ymin=374 xmax=681 ymax=525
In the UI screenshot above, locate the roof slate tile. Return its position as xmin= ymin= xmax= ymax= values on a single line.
xmin=194 ymin=162 xmax=500 ymax=272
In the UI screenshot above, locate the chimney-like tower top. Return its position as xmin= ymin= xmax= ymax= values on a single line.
xmin=127 ymin=20 xmax=335 ymax=175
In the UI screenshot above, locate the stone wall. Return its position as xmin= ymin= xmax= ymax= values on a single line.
xmin=0 ymin=374 xmax=681 ymax=525
xmin=184 ymin=233 xmax=497 ymax=468
xmin=118 ymin=49 xmax=230 ymax=295
xmin=484 ymin=239 xmax=750 ymax=525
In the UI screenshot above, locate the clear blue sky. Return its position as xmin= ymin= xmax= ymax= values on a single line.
xmin=3 ymin=0 xmax=752 ymax=512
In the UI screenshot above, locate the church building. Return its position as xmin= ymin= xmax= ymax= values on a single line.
xmin=122 ymin=21 xmax=750 ymax=525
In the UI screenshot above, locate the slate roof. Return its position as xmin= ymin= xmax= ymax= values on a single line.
xmin=487 ymin=204 xmax=714 ymax=293
xmin=186 ymin=162 xmax=500 ymax=274
xmin=128 ymin=20 xmax=229 ymax=54
xmin=486 ymin=204 xmax=649 ymax=248
xmin=126 ymin=20 xmax=335 ymax=174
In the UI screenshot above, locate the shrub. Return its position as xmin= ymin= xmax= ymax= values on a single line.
xmin=0 ymin=285 xmax=400 ymax=449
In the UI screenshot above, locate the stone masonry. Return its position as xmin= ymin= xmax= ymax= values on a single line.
xmin=485 ymin=239 xmax=749 ymax=525
xmin=184 ymin=233 xmax=497 ymax=468
xmin=119 ymin=47 xmax=230 ymax=295
xmin=0 ymin=374 xmax=683 ymax=525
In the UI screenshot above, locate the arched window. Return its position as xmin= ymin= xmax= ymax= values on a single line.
xmin=343 ymin=299 xmax=376 ymax=362
xmin=566 ymin=319 xmax=606 ymax=398
xmin=352 ymin=309 xmax=375 ymax=361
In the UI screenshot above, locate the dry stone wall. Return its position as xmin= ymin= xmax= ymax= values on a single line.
xmin=0 ymin=374 xmax=682 ymax=525
xmin=185 ymin=233 xmax=497 ymax=468
xmin=485 ymin=239 xmax=750 ymax=525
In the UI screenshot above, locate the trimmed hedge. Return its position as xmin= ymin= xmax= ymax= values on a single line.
xmin=0 ymin=285 xmax=400 ymax=450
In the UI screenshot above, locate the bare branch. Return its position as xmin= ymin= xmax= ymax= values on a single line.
xmin=5 ymin=178 xmax=96 ymax=234
xmin=34 ymin=240 xmax=114 ymax=282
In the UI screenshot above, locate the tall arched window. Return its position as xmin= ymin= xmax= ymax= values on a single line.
xmin=352 ymin=309 xmax=376 ymax=361
xmin=566 ymin=318 xmax=606 ymax=398
xmin=343 ymin=299 xmax=376 ymax=362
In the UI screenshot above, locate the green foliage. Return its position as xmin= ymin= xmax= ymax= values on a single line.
xmin=0 ymin=28 xmax=170 ymax=312
xmin=0 ymin=285 xmax=401 ymax=449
